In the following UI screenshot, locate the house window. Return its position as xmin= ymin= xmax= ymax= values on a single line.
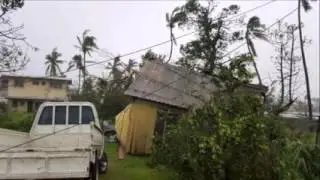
xmin=32 ymin=80 xmax=39 ymax=85
xmin=20 ymin=100 xmax=24 ymax=106
xmin=12 ymin=100 xmax=18 ymax=108
xmin=14 ymin=79 xmax=24 ymax=87
xmin=50 ymin=81 xmax=63 ymax=89
xmin=1 ymin=79 xmax=8 ymax=88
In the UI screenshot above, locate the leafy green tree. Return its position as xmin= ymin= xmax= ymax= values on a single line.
xmin=172 ymin=1 xmax=244 ymax=76
xmin=75 ymin=29 xmax=98 ymax=86
xmin=245 ymin=16 xmax=268 ymax=85
xmin=45 ymin=48 xmax=64 ymax=77
xmin=297 ymin=0 xmax=313 ymax=120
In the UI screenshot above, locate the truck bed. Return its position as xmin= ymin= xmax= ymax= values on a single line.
xmin=0 ymin=128 xmax=30 ymax=150
xmin=0 ymin=148 xmax=91 ymax=179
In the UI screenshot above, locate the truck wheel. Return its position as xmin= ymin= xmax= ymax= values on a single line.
xmin=85 ymin=154 xmax=99 ymax=180
xmin=99 ymin=152 xmax=108 ymax=174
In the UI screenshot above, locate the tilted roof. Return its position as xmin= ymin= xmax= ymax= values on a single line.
xmin=125 ymin=60 xmax=268 ymax=109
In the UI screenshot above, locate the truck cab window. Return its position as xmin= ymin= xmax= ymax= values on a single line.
xmin=55 ymin=106 xmax=66 ymax=125
xmin=68 ymin=106 xmax=79 ymax=124
xmin=82 ymin=106 xmax=94 ymax=124
xmin=38 ymin=106 xmax=53 ymax=125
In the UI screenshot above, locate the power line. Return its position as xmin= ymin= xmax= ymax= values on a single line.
xmin=63 ymin=0 xmax=276 ymax=74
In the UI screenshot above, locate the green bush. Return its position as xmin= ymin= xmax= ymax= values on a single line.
xmin=0 ymin=111 xmax=33 ymax=132
xmin=150 ymin=93 xmax=297 ymax=180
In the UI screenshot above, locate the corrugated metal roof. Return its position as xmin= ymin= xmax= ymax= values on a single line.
xmin=125 ymin=61 xmax=268 ymax=109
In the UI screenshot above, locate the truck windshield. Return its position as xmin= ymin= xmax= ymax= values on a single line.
xmin=38 ymin=106 xmax=53 ymax=125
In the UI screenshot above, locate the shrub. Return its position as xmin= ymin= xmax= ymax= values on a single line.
xmin=0 ymin=111 xmax=33 ymax=132
xmin=151 ymin=93 xmax=290 ymax=180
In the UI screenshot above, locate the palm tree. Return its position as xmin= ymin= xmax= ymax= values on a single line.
xmin=45 ymin=48 xmax=64 ymax=77
xmin=298 ymin=0 xmax=312 ymax=120
xmin=67 ymin=54 xmax=83 ymax=93
xmin=245 ymin=16 xmax=268 ymax=85
xmin=75 ymin=29 xmax=98 ymax=85
xmin=165 ymin=8 xmax=180 ymax=63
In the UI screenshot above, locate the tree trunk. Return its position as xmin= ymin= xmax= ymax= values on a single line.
xmin=280 ymin=44 xmax=285 ymax=105
xmin=166 ymin=29 xmax=174 ymax=63
xmin=78 ymin=69 xmax=81 ymax=94
xmin=246 ymin=41 xmax=262 ymax=85
xmin=83 ymin=52 xmax=86 ymax=89
xmin=289 ymin=29 xmax=295 ymax=101
xmin=298 ymin=0 xmax=313 ymax=120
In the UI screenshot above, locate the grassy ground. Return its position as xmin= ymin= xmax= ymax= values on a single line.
xmin=99 ymin=143 xmax=175 ymax=180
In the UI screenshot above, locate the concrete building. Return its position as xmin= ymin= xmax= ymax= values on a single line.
xmin=0 ymin=75 xmax=72 ymax=112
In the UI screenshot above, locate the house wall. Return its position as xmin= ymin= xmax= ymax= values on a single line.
xmin=132 ymin=98 xmax=186 ymax=135
xmin=7 ymin=99 xmax=44 ymax=112
xmin=6 ymin=78 xmax=69 ymax=100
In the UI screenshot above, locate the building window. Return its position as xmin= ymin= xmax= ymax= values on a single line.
xmin=42 ymin=81 xmax=46 ymax=85
xmin=14 ymin=79 xmax=24 ymax=87
xmin=12 ymin=100 xmax=18 ymax=108
xmin=32 ymin=80 xmax=39 ymax=85
xmin=19 ymin=100 xmax=24 ymax=106
xmin=0 ymin=79 xmax=8 ymax=88
xmin=50 ymin=81 xmax=63 ymax=89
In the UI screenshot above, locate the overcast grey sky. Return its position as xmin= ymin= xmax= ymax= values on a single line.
xmin=10 ymin=0 xmax=319 ymax=98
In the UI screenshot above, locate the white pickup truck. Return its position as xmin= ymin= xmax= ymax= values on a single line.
xmin=0 ymin=101 xmax=111 ymax=180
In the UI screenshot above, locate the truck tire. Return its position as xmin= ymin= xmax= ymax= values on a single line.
xmin=99 ymin=152 xmax=108 ymax=174
xmin=85 ymin=153 xmax=99 ymax=180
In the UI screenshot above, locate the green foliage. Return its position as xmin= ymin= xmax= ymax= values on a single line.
xmin=172 ymin=0 xmax=244 ymax=74
xmin=151 ymin=93 xmax=282 ymax=180
xmin=0 ymin=111 xmax=33 ymax=132
xmin=151 ymin=91 xmax=320 ymax=180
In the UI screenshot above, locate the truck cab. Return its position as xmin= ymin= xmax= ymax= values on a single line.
xmin=0 ymin=101 xmax=107 ymax=180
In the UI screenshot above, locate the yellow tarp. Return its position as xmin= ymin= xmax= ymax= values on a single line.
xmin=115 ymin=102 xmax=157 ymax=155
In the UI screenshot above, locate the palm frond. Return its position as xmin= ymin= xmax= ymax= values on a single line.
xmin=55 ymin=60 xmax=64 ymax=64
xmin=252 ymin=31 xmax=268 ymax=42
xmin=76 ymin=36 xmax=82 ymax=47
xmin=45 ymin=65 xmax=50 ymax=74
xmin=301 ymin=0 xmax=312 ymax=12
xmin=83 ymin=29 xmax=90 ymax=38
xmin=166 ymin=13 xmax=170 ymax=23
xmin=66 ymin=64 xmax=75 ymax=71
xmin=86 ymin=60 xmax=98 ymax=64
